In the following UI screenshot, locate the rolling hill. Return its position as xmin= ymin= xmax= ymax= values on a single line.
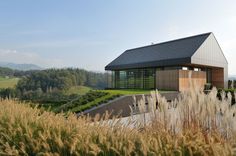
xmin=0 ymin=62 xmax=43 ymax=71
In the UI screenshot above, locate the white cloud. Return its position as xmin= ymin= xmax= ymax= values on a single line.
xmin=0 ymin=49 xmax=65 ymax=68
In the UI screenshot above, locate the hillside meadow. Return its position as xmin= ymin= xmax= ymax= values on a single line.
xmin=1 ymin=84 xmax=236 ymax=155
xmin=0 ymin=76 xmax=19 ymax=88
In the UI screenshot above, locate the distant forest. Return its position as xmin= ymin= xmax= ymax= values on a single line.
xmin=17 ymin=68 xmax=107 ymax=91
xmin=0 ymin=67 xmax=108 ymax=100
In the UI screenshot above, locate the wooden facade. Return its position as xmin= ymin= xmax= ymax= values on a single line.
xmin=179 ymin=70 xmax=206 ymax=91
xmin=156 ymin=70 xmax=179 ymax=90
xmin=156 ymin=70 xmax=207 ymax=91
xmin=212 ymin=68 xmax=224 ymax=88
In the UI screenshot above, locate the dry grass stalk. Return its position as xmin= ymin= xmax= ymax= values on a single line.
xmin=0 ymin=82 xmax=236 ymax=155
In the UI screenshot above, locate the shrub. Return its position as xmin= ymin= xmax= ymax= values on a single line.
xmin=54 ymin=91 xmax=110 ymax=113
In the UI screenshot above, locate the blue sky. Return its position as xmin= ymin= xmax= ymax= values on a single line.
xmin=0 ymin=1 xmax=236 ymax=74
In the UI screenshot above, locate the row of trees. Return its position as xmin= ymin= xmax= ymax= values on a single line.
xmin=16 ymin=68 xmax=107 ymax=93
xmin=0 ymin=68 xmax=108 ymax=102
xmin=0 ymin=67 xmax=37 ymax=78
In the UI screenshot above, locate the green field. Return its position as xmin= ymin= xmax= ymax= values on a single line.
xmin=65 ymin=86 xmax=91 ymax=95
xmin=102 ymin=89 xmax=176 ymax=95
xmin=103 ymin=89 xmax=153 ymax=95
xmin=0 ymin=77 xmax=19 ymax=88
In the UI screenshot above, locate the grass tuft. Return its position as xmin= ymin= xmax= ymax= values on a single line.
xmin=0 ymin=83 xmax=236 ymax=155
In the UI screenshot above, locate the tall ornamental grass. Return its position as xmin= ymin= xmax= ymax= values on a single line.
xmin=1 ymin=85 xmax=236 ymax=155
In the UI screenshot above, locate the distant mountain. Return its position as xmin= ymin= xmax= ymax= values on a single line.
xmin=0 ymin=62 xmax=43 ymax=71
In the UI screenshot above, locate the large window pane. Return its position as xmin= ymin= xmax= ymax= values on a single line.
xmin=144 ymin=69 xmax=155 ymax=89
xmin=134 ymin=69 xmax=143 ymax=88
xmin=206 ymin=68 xmax=212 ymax=83
xmin=127 ymin=70 xmax=134 ymax=88
xmin=114 ymin=68 xmax=155 ymax=89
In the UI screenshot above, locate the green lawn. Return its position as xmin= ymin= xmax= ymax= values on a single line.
xmin=0 ymin=77 xmax=19 ymax=88
xmin=65 ymin=86 xmax=91 ymax=95
xmin=102 ymin=89 xmax=158 ymax=95
xmin=102 ymin=89 xmax=177 ymax=95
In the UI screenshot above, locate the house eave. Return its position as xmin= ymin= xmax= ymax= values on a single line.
xmin=105 ymin=57 xmax=191 ymax=70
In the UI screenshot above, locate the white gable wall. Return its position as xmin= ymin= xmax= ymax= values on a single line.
xmin=191 ymin=33 xmax=228 ymax=88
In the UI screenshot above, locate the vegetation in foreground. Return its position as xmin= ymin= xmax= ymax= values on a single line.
xmin=1 ymin=85 xmax=236 ymax=155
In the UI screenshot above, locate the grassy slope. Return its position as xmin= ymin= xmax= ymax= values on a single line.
xmin=41 ymin=88 xmax=175 ymax=113
xmin=103 ymin=89 xmax=153 ymax=95
xmin=65 ymin=86 xmax=91 ymax=95
xmin=65 ymin=87 xmax=154 ymax=96
xmin=70 ymin=89 xmax=157 ymax=113
xmin=103 ymin=89 xmax=175 ymax=95
xmin=54 ymin=89 xmax=175 ymax=113
xmin=0 ymin=76 xmax=19 ymax=88
xmin=64 ymin=89 xmax=154 ymax=113
xmin=70 ymin=93 xmax=120 ymax=113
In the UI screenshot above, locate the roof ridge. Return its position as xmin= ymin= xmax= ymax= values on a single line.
xmin=126 ymin=32 xmax=212 ymax=52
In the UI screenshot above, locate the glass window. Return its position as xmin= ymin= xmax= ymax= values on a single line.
xmin=134 ymin=69 xmax=143 ymax=88
xmin=143 ymin=69 xmax=155 ymax=89
xmin=206 ymin=68 xmax=212 ymax=83
xmin=119 ymin=71 xmax=127 ymax=88
xmin=113 ymin=68 xmax=155 ymax=89
xmin=127 ymin=70 xmax=135 ymax=88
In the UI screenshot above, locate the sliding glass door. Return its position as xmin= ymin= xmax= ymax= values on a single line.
xmin=113 ymin=68 xmax=155 ymax=89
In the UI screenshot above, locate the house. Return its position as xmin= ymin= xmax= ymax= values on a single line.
xmin=105 ymin=32 xmax=228 ymax=91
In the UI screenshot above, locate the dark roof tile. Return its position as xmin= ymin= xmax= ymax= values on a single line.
xmin=105 ymin=32 xmax=211 ymax=70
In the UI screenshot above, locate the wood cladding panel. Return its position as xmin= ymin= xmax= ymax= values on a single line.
xmin=156 ymin=70 xmax=206 ymax=91
xmin=156 ymin=70 xmax=179 ymax=91
xmin=212 ymin=68 xmax=224 ymax=88
xmin=179 ymin=70 xmax=206 ymax=91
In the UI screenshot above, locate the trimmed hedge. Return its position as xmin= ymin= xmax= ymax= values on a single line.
xmin=54 ymin=91 xmax=121 ymax=113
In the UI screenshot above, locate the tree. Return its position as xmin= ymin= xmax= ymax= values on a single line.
xmin=16 ymin=68 xmax=107 ymax=94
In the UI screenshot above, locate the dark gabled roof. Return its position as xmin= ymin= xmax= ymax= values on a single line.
xmin=105 ymin=32 xmax=212 ymax=70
